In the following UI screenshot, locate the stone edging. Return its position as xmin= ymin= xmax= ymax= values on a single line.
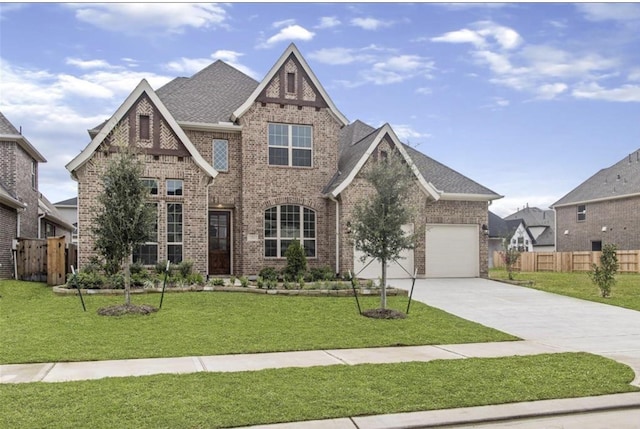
xmin=52 ymin=285 xmax=408 ymax=297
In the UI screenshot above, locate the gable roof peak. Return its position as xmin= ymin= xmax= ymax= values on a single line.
xmin=66 ymin=78 xmax=217 ymax=180
xmin=231 ymin=43 xmax=348 ymax=126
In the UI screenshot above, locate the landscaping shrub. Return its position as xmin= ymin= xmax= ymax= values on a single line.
xmin=306 ymin=266 xmax=336 ymax=282
xmin=589 ymin=244 xmax=619 ymax=298
xmin=239 ymin=276 xmax=249 ymax=288
xmin=68 ymin=270 xmax=105 ymax=289
xmin=259 ymin=267 xmax=279 ymax=281
xmin=284 ymin=239 xmax=307 ymax=281
xmin=178 ymin=260 xmax=194 ymax=278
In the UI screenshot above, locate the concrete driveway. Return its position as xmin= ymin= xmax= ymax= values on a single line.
xmin=392 ymin=277 xmax=640 ymax=383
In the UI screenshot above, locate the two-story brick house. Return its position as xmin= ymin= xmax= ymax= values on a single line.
xmin=0 ymin=111 xmax=74 ymax=279
xmin=66 ymin=44 xmax=501 ymax=279
xmin=552 ymin=148 xmax=640 ymax=251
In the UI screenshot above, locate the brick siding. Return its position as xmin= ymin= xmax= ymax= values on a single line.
xmin=556 ymin=196 xmax=640 ymax=251
xmin=0 ymin=204 xmax=17 ymax=278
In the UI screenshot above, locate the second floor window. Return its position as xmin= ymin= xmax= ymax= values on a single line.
xmin=167 ymin=179 xmax=183 ymax=196
xmin=577 ymin=204 xmax=586 ymax=221
xmin=268 ymin=123 xmax=312 ymax=167
xmin=31 ymin=161 xmax=37 ymax=189
xmin=213 ymin=139 xmax=228 ymax=172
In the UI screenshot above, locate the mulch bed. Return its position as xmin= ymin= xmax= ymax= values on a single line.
xmin=361 ymin=308 xmax=407 ymax=319
xmin=97 ymin=304 xmax=159 ymax=316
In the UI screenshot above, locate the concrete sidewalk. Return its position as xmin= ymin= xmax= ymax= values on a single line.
xmin=1 ymin=339 xmax=564 ymax=383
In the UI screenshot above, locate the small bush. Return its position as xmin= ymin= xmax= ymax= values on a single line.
xmin=307 ymin=266 xmax=336 ymax=282
xmin=68 ymin=271 xmax=105 ymax=289
xmin=178 ymin=260 xmax=193 ymax=278
xmin=129 ymin=261 xmax=145 ymax=275
xmin=284 ymin=239 xmax=307 ymax=281
xmin=186 ymin=273 xmax=204 ymax=285
xmin=229 ymin=276 xmax=237 ymax=286
xmin=259 ymin=267 xmax=279 ymax=281
xmin=239 ymin=276 xmax=249 ymax=288
xmin=256 ymin=276 xmax=264 ymax=289
xmin=589 ymin=244 xmax=619 ymax=298
xmin=210 ymin=278 xmax=224 ymax=287
xmin=108 ymin=273 xmax=125 ymax=289
xmin=155 ymin=260 xmax=172 ymax=275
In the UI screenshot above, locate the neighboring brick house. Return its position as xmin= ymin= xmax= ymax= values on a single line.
xmin=66 ymin=44 xmax=501 ymax=279
xmin=552 ymin=148 xmax=640 ymax=251
xmin=0 ymin=111 xmax=74 ymax=279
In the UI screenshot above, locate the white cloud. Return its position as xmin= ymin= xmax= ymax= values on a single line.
xmin=66 ymin=58 xmax=119 ymax=70
xmin=350 ymin=17 xmax=390 ymax=30
xmin=390 ymin=124 xmax=431 ymax=143
xmin=431 ymin=28 xmax=485 ymax=47
xmin=316 ymin=16 xmax=340 ymax=29
xmin=572 ymin=83 xmax=640 ymax=102
xmin=308 ymin=47 xmax=374 ymax=65
xmin=431 ymin=21 xmax=522 ymax=50
xmin=273 ymin=19 xmax=296 ymax=29
xmin=521 ymin=46 xmax=618 ymax=78
xmin=416 ymin=87 xmax=432 ymax=96
xmin=535 ymin=83 xmax=568 ymax=100
xmin=164 ymin=51 xmax=258 ymax=79
xmin=258 ymin=24 xmax=315 ymax=48
xmin=362 ymin=55 xmax=435 ymax=85
xmin=577 ymin=3 xmax=640 ymax=22
xmin=68 ymin=3 xmax=228 ymax=35
xmin=629 ymin=69 xmax=640 ymax=81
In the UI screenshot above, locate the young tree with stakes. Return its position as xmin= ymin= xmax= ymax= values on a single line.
xmin=350 ymin=149 xmax=417 ymax=311
xmin=92 ymin=140 xmax=156 ymax=306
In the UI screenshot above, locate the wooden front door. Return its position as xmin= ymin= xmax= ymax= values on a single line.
xmin=209 ymin=211 xmax=231 ymax=275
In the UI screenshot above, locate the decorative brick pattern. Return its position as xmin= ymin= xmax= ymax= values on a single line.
xmin=266 ymin=75 xmax=280 ymax=99
xmin=160 ymin=120 xmax=179 ymax=150
xmin=302 ymin=77 xmax=316 ymax=102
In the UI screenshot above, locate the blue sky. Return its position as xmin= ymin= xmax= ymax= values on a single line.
xmin=1 ymin=2 xmax=639 ymax=217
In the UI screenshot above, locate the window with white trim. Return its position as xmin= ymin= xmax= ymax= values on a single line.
xmin=133 ymin=203 xmax=158 ymax=265
xmin=167 ymin=179 xmax=183 ymax=196
xmin=167 ymin=203 xmax=183 ymax=263
xmin=577 ymin=204 xmax=586 ymax=222
xmin=31 ymin=161 xmax=37 ymax=190
xmin=264 ymin=205 xmax=316 ymax=258
xmin=213 ymin=139 xmax=228 ymax=172
xmin=268 ymin=123 xmax=312 ymax=167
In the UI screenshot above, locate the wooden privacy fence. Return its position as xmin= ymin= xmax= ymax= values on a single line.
xmin=15 ymin=236 xmax=78 ymax=285
xmin=493 ymin=250 xmax=640 ymax=274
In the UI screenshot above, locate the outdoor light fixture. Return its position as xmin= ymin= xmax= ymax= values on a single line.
xmin=602 ymin=226 xmax=607 ymax=232
xmin=564 ymin=230 xmax=569 ymax=235
xmin=481 ymin=224 xmax=489 ymax=235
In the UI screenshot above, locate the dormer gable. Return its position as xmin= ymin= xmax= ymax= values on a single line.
xmin=66 ymin=79 xmax=217 ymax=180
xmin=232 ymin=43 xmax=348 ymax=126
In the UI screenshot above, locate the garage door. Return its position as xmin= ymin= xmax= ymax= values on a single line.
xmin=354 ymin=224 xmax=414 ymax=279
xmin=425 ymin=224 xmax=479 ymax=278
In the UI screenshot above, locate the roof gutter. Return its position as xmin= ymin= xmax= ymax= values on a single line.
xmin=177 ymin=121 xmax=242 ymax=133
xmin=438 ymin=192 xmax=504 ymax=202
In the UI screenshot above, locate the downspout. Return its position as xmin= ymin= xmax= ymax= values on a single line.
xmin=329 ymin=196 xmax=340 ymax=276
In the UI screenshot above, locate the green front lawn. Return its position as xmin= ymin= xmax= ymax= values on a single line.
xmin=490 ymin=269 xmax=640 ymax=311
xmin=0 ymin=280 xmax=517 ymax=364
xmin=2 ymin=353 xmax=637 ymax=429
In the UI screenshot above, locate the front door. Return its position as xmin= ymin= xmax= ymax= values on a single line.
xmin=209 ymin=211 xmax=231 ymax=275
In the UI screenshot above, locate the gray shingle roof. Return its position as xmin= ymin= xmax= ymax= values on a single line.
xmin=156 ymin=61 xmax=259 ymax=124
xmin=324 ymin=119 xmax=501 ymax=198
xmin=54 ymin=197 xmax=77 ymax=206
xmin=0 ymin=111 xmax=21 ymax=135
xmin=552 ymin=149 xmax=640 ymax=206
xmin=488 ymin=211 xmax=510 ymax=238
xmin=504 ymin=206 xmax=554 ymax=227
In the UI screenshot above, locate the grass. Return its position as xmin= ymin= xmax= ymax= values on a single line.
xmin=490 ymin=269 xmax=640 ymax=311
xmin=0 ymin=280 xmax=517 ymax=364
xmin=1 ymin=353 xmax=637 ymax=428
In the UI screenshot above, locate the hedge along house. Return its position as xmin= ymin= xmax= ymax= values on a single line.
xmin=66 ymin=44 xmax=501 ymax=279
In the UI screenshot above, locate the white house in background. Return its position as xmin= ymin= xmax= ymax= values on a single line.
xmin=504 ymin=206 xmax=556 ymax=252
xmin=53 ymin=197 xmax=78 ymax=243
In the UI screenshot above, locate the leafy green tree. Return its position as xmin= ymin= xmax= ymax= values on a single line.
xmin=284 ymin=239 xmax=307 ymax=281
xmin=92 ymin=143 xmax=155 ymax=305
xmin=350 ymin=150 xmax=417 ymax=310
xmin=589 ymin=244 xmax=619 ymax=298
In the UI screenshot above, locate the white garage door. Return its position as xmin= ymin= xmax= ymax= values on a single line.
xmin=354 ymin=224 xmax=414 ymax=279
xmin=425 ymin=224 xmax=479 ymax=278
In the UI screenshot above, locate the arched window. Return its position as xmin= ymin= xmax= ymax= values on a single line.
xmin=264 ymin=205 xmax=316 ymax=258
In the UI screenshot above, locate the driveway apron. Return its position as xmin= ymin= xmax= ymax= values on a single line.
xmin=392 ymin=277 xmax=640 ymax=384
